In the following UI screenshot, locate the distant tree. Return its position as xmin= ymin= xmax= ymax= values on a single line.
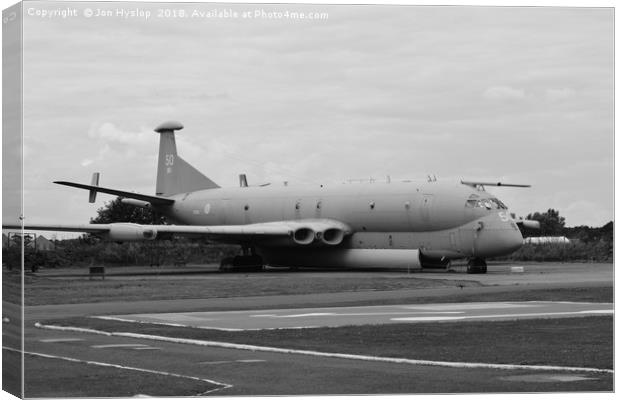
xmin=10 ymin=233 xmax=34 ymax=249
xmin=522 ymin=208 xmax=566 ymax=237
xmin=90 ymin=197 xmax=167 ymax=225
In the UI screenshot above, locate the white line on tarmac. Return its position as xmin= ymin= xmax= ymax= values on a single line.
xmin=92 ymin=316 xmax=245 ymax=331
xmin=251 ymin=311 xmax=465 ymax=318
xmin=35 ymin=323 xmax=613 ymax=375
xmin=2 ymin=345 xmax=232 ymax=395
xmin=91 ymin=316 xmax=320 ymax=331
xmin=198 ymin=359 xmax=266 ymax=365
xmin=392 ymin=310 xmax=614 ymax=322
xmin=39 ymin=338 xmax=85 ymax=343
xmin=92 ymin=344 xmax=152 ymax=348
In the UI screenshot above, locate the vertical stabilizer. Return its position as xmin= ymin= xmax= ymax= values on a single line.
xmin=154 ymin=121 xmax=220 ymax=196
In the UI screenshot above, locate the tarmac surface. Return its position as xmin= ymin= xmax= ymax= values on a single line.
xmin=100 ymin=301 xmax=613 ymax=331
xmin=4 ymin=262 xmax=614 ymax=396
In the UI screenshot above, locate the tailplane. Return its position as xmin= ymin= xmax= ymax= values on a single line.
xmin=154 ymin=121 xmax=220 ymax=196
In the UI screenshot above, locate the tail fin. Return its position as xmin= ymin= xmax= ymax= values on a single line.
xmin=154 ymin=121 xmax=220 ymax=196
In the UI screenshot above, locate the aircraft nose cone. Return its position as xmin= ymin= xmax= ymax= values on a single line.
xmin=502 ymin=226 xmax=524 ymax=254
xmin=475 ymin=223 xmax=523 ymax=258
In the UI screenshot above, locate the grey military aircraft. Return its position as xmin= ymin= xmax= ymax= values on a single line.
xmin=4 ymin=121 xmax=539 ymax=273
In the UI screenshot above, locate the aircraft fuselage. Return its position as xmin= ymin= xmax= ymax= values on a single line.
xmin=158 ymin=180 xmax=524 ymax=269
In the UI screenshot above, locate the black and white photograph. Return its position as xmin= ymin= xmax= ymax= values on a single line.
xmin=2 ymin=0 xmax=614 ymax=397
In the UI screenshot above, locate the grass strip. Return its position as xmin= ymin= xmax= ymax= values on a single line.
xmin=20 ymin=273 xmax=478 ymax=305
xmin=11 ymin=350 xmax=224 ymax=397
xmin=43 ymin=315 xmax=613 ymax=370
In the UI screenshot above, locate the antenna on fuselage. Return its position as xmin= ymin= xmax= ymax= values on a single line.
xmin=239 ymin=174 xmax=248 ymax=188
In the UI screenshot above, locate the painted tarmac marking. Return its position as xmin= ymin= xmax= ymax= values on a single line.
xmin=400 ymin=303 xmax=536 ymax=310
xmin=36 ymin=323 xmax=614 ymax=375
xmin=199 ymin=359 xmax=266 ymax=365
xmin=103 ymin=302 xmax=613 ymax=331
xmin=92 ymin=316 xmax=319 ymax=331
xmin=92 ymin=344 xmax=152 ymax=349
xmin=2 ymin=345 xmax=232 ymax=395
xmin=392 ymin=310 xmax=613 ymax=322
xmin=500 ymin=374 xmax=599 ymax=383
xmin=39 ymin=338 xmax=85 ymax=343
xmin=252 ymin=311 xmax=464 ymax=318
xmin=92 ymin=316 xmax=245 ymax=332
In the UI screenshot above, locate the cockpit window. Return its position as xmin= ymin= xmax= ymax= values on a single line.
xmin=465 ymin=197 xmax=507 ymax=210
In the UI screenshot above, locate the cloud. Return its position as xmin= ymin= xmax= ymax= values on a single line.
xmin=16 ymin=5 xmax=614 ymax=228
xmin=483 ymin=86 xmax=526 ymax=101
xmin=545 ymin=87 xmax=576 ymax=102
xmin=88 ymin=122 xmax=152 ymax=146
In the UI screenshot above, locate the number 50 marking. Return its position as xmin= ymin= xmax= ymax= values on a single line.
xmin=165 ymin=154 xmax=175 ymax=166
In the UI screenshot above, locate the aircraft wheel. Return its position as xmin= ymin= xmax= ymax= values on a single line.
xmin=219 ymin=257 xmax=235 ymax=272
xmin=466 ymin=258 xmax=487 ymax=274
xmin=220 ymin=255 xmax=264 ymax=272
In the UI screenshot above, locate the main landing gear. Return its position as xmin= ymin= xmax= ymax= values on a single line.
xmin=219 ymin=247 xmax=264 ymax=272
xmin=467 ymin=258 xmax=487 ymax=274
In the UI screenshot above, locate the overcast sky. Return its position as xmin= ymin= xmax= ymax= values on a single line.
xmin=5 ymin=1 xmax=615 ymax=234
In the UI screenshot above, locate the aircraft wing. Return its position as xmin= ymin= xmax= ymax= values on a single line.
xmin=2 ymin=219 xmax=351 ymax=246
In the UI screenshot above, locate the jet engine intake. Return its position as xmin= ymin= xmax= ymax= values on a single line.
xmin=320 ymin=227 xmax=345 ymax=245
xmin=292 ymin=227 xmax=315 ymax=245
xmin=106 ymin=223 xmax=158 ymax=241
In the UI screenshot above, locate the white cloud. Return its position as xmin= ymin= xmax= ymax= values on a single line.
xmin=483 ymin=86 xmax=526 ymax=101
xmin=545 ymin=87 xmax=576 ymax=102
xmin=16 ymin=5 xmax=614 ymax=228
xmin=88 ymin=122 xmax=152 ymax=146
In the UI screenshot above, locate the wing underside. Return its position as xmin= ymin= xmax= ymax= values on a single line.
xmin=2 ymin=219 xmax=352 ymax=247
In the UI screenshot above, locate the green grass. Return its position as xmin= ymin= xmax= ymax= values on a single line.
xmin=19 ymin=351 xmax=222 ymax=397
xmin=45 ymin=315 xmax=613 ymax=370
xmin=20 ymin=273 xmax=479 ymax=306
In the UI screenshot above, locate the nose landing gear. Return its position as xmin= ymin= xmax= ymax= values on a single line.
xmin=467 ymin=258 xmax=487 ymax=274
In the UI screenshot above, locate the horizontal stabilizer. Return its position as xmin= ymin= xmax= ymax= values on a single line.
xmin=54 ymin=181 xmax=175 ymax=205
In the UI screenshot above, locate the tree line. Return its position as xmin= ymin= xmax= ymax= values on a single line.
xmin=503 ymin=208 xmax=613 ymax=262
